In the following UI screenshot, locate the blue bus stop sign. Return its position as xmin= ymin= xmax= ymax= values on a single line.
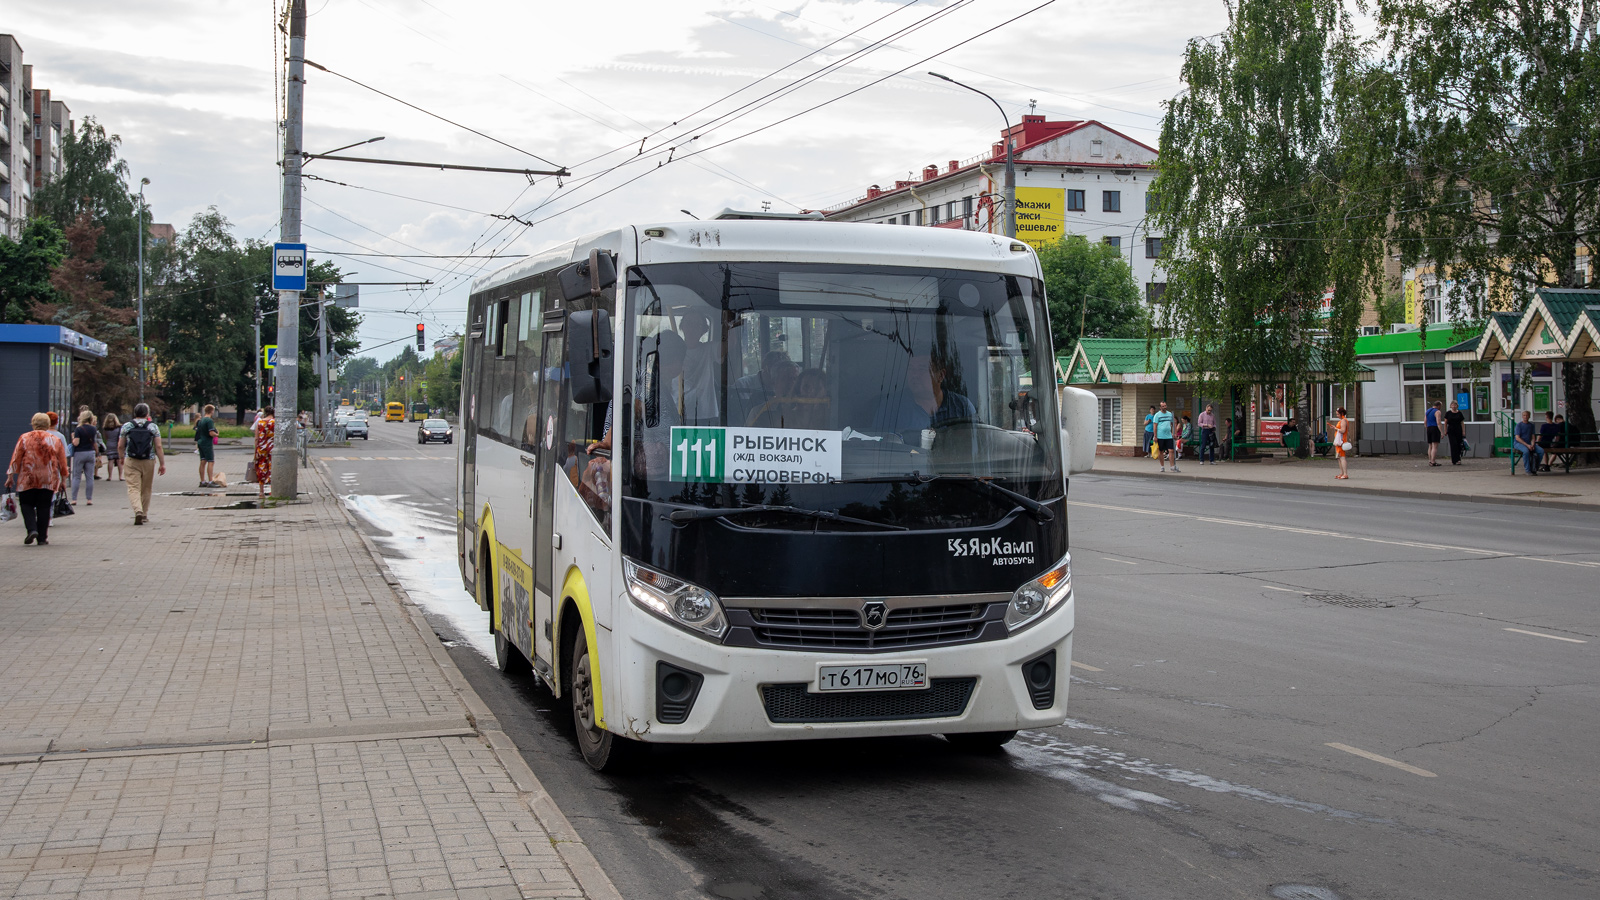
xmin=272 ymin=243 xmax=308 ymax=292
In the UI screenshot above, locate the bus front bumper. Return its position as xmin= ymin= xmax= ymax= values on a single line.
xmin=606 ymin=595 xmax=1074 ymax=743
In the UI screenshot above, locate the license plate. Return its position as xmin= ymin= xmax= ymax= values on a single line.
xmin=815 ymin=662 xmax=928 ymax=692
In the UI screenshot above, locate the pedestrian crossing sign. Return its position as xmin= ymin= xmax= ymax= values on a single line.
xmin=264 ymin=345 xmax=278 ymax=369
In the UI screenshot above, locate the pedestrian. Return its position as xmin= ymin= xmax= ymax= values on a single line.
xmin=1332 ymin=406 xmax=1351 ymax=480
xmin=1153 ymin=401 xmax=1179 ymax=472
xmin=1142 ymin=405 xmax=1156 ymax=457
xmin=1425 ymin=401 xmax=1443 ymax=466
xmin=1444 ymin=401 xmax=1466 ymax=465
xmin=1537 ymin=411 xmax=1560 ymax=472
xmin=1198 ymin=403 xmax=1218 ymax=464
xmin=118 ymin=403 xmax=166 ymax=525
xmin=6 ymin=412 xmax=70 ymax=545
xmin=1178 ymin=413 xmax=1194 ymax=460
xmin=101 ymin=413 xmax=123 ymax=481
xmin=253 ymin=406 xmax=275 ymax=502
xmin=1513 ymin=410 xmax=1541 ymax=475
xmin=195 ymin=404 xmax=220 ymax=487
xmin=69 ymin=410 xmax=99 ymax=505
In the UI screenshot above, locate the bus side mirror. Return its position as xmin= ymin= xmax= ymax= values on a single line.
xmin=1060 ymin=386 xmax=1097 ymax=475
xmin=558 ymin=250 xmax=617 ymax=302
xmin=568 ymin=309 xmax=614 ymax=404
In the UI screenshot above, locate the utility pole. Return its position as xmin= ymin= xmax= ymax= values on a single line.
xmin=253 ymin=306 xmax=264 ymax=416
xmin=137 ymin=177 xmax=148 ymax=401
xmin=272 ymin=0 xmax=306 ymax=499
xmin=317 ymin=288 xmax=330 ymax=427
xmin=928 ymin=72 xmax=1015 ymax=239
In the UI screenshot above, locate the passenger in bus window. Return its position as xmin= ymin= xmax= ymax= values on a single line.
xmin=781 ymin=368 xmax=832 ymax=430
xmin=730 ymin=350 xmax=799 ymax=427
xmin=677 ymin=310 xmax=723 ymax=424
xmin=870 ymin=352 xmax=975 ymax=439
xmin=634 ymin=331 xmax=686 ymax=476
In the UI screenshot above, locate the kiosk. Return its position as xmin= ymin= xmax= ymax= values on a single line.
xmin=0 ymin=324 xmax=109 ymax=456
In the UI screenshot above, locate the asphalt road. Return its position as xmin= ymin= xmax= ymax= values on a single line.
xmin=319 ymin=423 xmax=1600 ymax=900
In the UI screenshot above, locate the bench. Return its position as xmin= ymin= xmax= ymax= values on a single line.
xmin=1510 ymin=431 xmax=1600 ymax=473
xmin=1229 ymin=441 xmax=1280 ymax=460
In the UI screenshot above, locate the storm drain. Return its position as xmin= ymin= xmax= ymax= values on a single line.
xmin=1311 ymin=594 xmax=1392 ymax=609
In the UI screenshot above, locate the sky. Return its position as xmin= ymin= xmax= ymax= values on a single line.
xmin=13 ymin=0 xmax=1227 ymax=363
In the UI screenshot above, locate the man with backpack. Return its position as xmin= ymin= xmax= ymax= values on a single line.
xmin=118 ymin=403 xmax=167 ymax=525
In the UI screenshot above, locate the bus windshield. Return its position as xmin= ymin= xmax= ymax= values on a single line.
xmin=624 ymin=262 xmax=1061 ymax=528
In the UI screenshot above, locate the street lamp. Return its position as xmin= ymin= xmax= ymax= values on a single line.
xmin=929 ymin=72 xmax=1015 ymax=239
xmin=137 ymin=177 xmax=149 ymax=401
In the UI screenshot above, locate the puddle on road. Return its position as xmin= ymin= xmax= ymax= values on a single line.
xmin=343 ymin=493 xmax=494 ymax=661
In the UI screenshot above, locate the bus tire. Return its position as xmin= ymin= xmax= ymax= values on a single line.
xmin=567 ymin=626 xmax=643 ymax=772
xmin=943 ymin=730 xmax=1017 ymax=751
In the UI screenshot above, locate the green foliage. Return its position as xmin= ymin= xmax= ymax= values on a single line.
xmin=423 ymin=341 xmax=462 ymax=413
xmin=1151 ymin=0 xmax=1398 ymax=396
xmin=1036 ymin=235 xmax=1147 ymax=359
xmin=37 ymin=214 xmax=141 ymax=414
xmin=0 ymin=219 xmax=67 ymax=324
xmin=150 ymin=209 xmax=269 ymax=414
xmin=1376 ymin=0 xmax=1600 ymax=431
xmin=31 ymin=118 xmax=146 ymax=305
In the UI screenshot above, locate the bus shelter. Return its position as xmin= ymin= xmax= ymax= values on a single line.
xmin=0 ymin=324 xmax=109 ymax=456
xmin=1059 ymin=338 xmax=1372 ymax=457
xmin=1458 ymin=288 xmax=1600 ymax=471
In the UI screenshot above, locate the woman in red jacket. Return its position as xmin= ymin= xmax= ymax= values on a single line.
xmin=6 ymin=412 xmax=71 ymax=545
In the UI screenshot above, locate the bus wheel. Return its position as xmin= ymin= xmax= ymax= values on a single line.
xmin=944 ymin=730 xmax=1018 ymax=751
xmin=494 ymin=630 xmax=528 ymax=675
xmin=568 ymin=631 xmax=642 ymax=771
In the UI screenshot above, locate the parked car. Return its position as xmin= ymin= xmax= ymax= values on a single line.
xmin=418 ymin=418 xmax=452 ymax=444
xmin=343 ymin=416 xmax=369 ymax=439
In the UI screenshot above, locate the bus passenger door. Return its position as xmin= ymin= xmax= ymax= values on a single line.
xmin=532 ymin=315 xmax=566 ymax=669
xmin=459 ymin=306 xmax=483 ymax=584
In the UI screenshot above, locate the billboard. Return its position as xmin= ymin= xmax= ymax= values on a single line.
xmin=1014 ymin=187 xmax=1065 ymax=249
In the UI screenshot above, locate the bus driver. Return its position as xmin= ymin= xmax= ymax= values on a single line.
xmin=870 ymin=351 xmax=976 ymax=440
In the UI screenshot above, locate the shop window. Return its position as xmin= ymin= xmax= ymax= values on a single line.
xmin=1403 ymin=361 xmax=1449 ymax=421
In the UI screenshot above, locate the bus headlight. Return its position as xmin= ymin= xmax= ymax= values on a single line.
xmin=1006 ymin=553 xmax=1071 ymax=632
xmin=623 ymin=559 xmax=728 ymax=640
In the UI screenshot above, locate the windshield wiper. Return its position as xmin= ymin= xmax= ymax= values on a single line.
xmin=838 ymin=474 xmax=1055 ymax=524
xmin=667 ymin=504 xmax=908 ymax=531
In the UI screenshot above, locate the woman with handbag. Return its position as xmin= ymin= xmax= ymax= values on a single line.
xmin=252 ymin=407 xmax=275 ymax=502
xmin=101 ymin=413 xmax=123 ymax=481
xmin=6 ymin=412 xmax=70 ymax=545
xmin=1332 ymin=407 xmax=1351 ymax=480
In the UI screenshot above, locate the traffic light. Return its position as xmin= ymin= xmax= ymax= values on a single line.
xmin=398 ymin=375 xmax=405 ymax=383
xmin=416 ymin=323 xmax=425 ymax=352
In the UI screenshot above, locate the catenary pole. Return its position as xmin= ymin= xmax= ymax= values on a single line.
xmin=272 ymin=0 xmax=306 ymax=498
xmin=317 ymin=289 xmax=329 ymax=427
xmin=137 ymin=178 xmax=148 ymax=401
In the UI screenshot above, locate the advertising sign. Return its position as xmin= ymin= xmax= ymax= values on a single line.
xmin=272 ymin=242 xmax=308 ymax=292
xmin=669 ymin=426 xmax=841 ymax=484
xmin=1013 ymin=187 xmax=1065 ymax=249
xmin=1259 ymin=419 xmax=1284 ymax=443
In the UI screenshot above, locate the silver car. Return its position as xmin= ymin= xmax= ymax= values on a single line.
xmin=342 ymin=415 xmax=369 ymax=439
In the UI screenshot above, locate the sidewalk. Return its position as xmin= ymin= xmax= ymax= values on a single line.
xmin=1091 ymin=450 xmax=1600 ymax=509
xmin=0 ymin=463 xmax=618 ymax=899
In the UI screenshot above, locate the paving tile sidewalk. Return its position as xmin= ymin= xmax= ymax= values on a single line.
xmin=0 ymin=463 xmax=617 ymax=899
xmin=1090 ymin=451 xmax=1600 ymax=509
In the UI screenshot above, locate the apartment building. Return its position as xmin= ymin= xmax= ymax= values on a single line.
xmin=0 ymin=35 xmax=33 ymax=237
xmin=822 ymin=116 xmax=1166 ymax=304
xmin=32 ymin=86 xmax=70 ymax=189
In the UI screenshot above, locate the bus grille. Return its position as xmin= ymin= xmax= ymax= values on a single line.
xmin=746 ymin=603 xmax=992 ymax=651
xmin=761 ymin=678 xmax=977 ymax=723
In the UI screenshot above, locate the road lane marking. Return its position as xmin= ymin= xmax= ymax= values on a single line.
xmin=1070 ymin=661 xmax=1103 ymax=672
xmin=1325 ymin=743 xmax=1437 ymax=777
xmin=1504 ymin=627 xmax=1588 ymax=643
xmin=1070 ymin=500 xmax=1537 ymax=559
xmin=1262 ymin=585 xmax=1310 ymax=594
xmin=1101 ymin=556 xmax=1139 ymax=565
xmin=1522 ymin=557 xmax=1600 ymax=568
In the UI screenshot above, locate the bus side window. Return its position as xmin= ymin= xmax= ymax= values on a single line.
xmin=565 ymin=380 xmax=611 ymax=530
xmin=487 ymin=296 xmax=517 ymax=442
xmin=513 ymin=289 xmax=543 ymax=451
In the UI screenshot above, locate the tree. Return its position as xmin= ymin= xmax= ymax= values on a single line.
xmin=32 ymin=117 xmax=145 ymax=306
xmin=33 ymin=214 xmax=141 ymax=414
xmin=1377 ymin=0 xmax=1600 ymax=434
xmin=0 ymin=219 xmax=67 ymax=324
xmin=1150 ymin=0 xmax=1399 ymax=403
xmin=423 ymin=342 xmax=462 ymax=413
xmin=1036 ymin=235 xmax=1147 ymax=359
xmin=150 ymin=209 xmax=266 ymax=415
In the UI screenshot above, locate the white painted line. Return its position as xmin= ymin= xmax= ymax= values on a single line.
xmin=1101 ymin=557 xmax=1139 ymax=565
xmin=1522 ymin=557 xmax=1600 ymax=569
xmin=1504 ymin=627 xmax=1588 ymax=644
xmin=1325 ymin=742 xmax=1437 ymax=778
xmin=1070 ymin=661 xmax=1103 ymax=672
xmin=1263 ymin=585 xmax=1310 ymax=594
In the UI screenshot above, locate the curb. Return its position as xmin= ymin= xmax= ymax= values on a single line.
xmin=311 ymin=461 xmax=624 ymax=900
xmin=1089 ymin=466 xmax=1600 ymax=512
